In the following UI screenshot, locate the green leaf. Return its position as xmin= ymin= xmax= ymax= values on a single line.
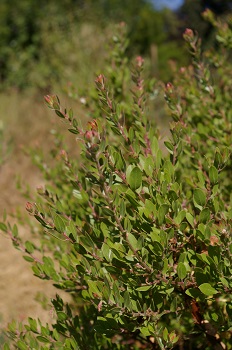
xmin=80 ymin=234 xmax=95 ymax=249
xmin=0 ymin=222 xmax=7 ymax=232
xmin=158 ymin=204 xmax=169 ymax=225
xmin=199 ymin=208 xmax=210 ymax=223
xmin=65 ymin=338 xmax=78 ymax=348
xmin=151 ymin=241 xmax=163 ymax=256
xmin=68 ymin=128 xmax=79 ymax=134
xmin=127 ymin=166 xmax=142 ymax=191
xmin=113 ymin=282 xmax=121 ymax=304
xmin=52 ymin=211 xmax=66 ymax=233
xmin=220 ymin=277 xmax=229 ymax=288
xmin=194 ymin=189 xmax=206 ymax=207
xmin=111 ymin=126 xmax=122 ymax=135
xmin=87 ymin=280 xmax=102 ymax=298
xmin=34 ymin=215 xmax=50 ymax=228
xmin=28 ymin=317 xmax=38 ymax=333
xmin=177 ymin=262 xmax=187 ymax=280
xmin=57 ymin=311 xmax=68 ymax=321
xmin=199 ymin=283 xmax=217 ymax=296
xmin=144 ymin=156 xmax=154 ymax=177
xmin=120 ymin=200 xmax=126 ymax=217
xmin=163 ymin=327 xmax=168 ymax=341
xmin=125 ymin=192 xmax=140 ymax=207
xmin=174 ymin=210 xmax=186 ymax=225
xmin=124 ymin=290 xmax=131 ymax=309
xmin=3 ymin=344 xmax=10 ymax=350
xmin=140 ymin=327 xmax=152 ymax=337
xmin=113 ymin=151 xmax=126 ymax=171
xmin=127 ymin=233 xmax=138 ymax=251
xmin=209 ymin=166 xmax=218 ymax=184
xmin=136 ymin=285 xmax=152 ymax=292
xmin=185 ymin=288 xmax=201 ymax=298
xmin=164 ymin=141 xmax=174 ymax=154
xmin=36 ymin=335 xmax=50 ymax=343
xmin=214 ymin=150 xmax=222 ymax=168
xmin=102 ymin=243 xmax=112 ymax=261
xmin=25 ymin=241 xmax=34 ymax=254
xmin=55 ymin=110 xmax=65 ymax=118
xmin=128 ymin=127 xmax=134 ymax=142
xmin=23 ymin=256 xmax=34 ymax=262
xmin=16 ymin=341 xmax=28 ymax=350
xmin=197 ymin=170 xmax=205 ymax=186
xmin=151 ymin=137 xmax=159 ymax=155
xmin=12 ymin=224 xmax=18 ymax=237
xmin=211 ymin=313 xmax=218 ymax=322
xmin=163 ymin=159 xmax=174 ymax=182
xmin=156 ymin=149 xmax=162 ymax=169
xmin=145 ymin=199 xmax=156 ymax=216
xmin=186 ymin=213 xmax=194 ymax=228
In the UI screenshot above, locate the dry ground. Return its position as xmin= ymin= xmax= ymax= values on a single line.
xmin=0 ymin=91 xmax=74 ymax=335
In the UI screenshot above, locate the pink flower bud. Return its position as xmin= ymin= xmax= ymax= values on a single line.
xmin=180 ymin=67 xmax=186 ymax=74
xmin=84 ymin=130 xmax=93 ymax=141
xmin=87 ymin=119 xmax=98 ymax=131
xmin=60 ymin=149 xmax=68 ymax=161
xmin=183 ymin=28 xmax=194 ymax=42
xmin=95 ymin=74 xmax=105 ymax=89
xmin=44 ymin=95 xmax=54 ymax=106
xmin=136 ymin=56 xmax=144 ymax=68
xmin=44 ymin=95 xmax=60 ymax=109
xmin=165 ymin=82 xmax=174 ymax=94
xmin=25 ymin=202 xmax=34 ymax=214
xmin=60 ymin=149 xmax=67 ymax=157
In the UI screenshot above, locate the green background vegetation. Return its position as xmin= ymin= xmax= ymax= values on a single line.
xmin=0 ymin=0 xmax=231 ymax=91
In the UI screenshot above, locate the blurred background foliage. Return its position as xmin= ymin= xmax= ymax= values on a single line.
xmin=0 ymin=0 xmax=231 ymax=92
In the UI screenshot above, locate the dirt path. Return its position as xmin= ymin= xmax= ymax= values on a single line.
xmin=0 ymin=161 xmax=68 ymax=329
xmin=0 ymin=92 xmax=71 ymax=334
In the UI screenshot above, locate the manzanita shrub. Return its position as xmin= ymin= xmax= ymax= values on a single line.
xmin=1 ymin=13 xmax=232 ymax=350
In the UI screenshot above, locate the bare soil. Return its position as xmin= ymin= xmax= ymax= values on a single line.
xmin=0 ymin=92 xmax=71 ymax=333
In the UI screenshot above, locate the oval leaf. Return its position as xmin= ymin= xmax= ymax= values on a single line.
xmin=136 ymin=285 xmax=152 ymax=292
xmin=52 ymin=212 xmax=66 ymax=233
xmin=194 ymin=189 xmax=206 ymax=207
xmin=127 ymin=166 xmax=142 ymax=191
xmin=199 ymin=207 xmax=210 ymax=223
xmin=186 ymin=213 xmax=194 ymax=228
xmin=177 ymin=262 xmax=187 ymax=280
xmin=127 ymin=233 xmax=138 ymax=251
xmin=209 ymin=166 xmax=218 ymax=184
xmin=199 ymin=283 xmax=217 ymax=296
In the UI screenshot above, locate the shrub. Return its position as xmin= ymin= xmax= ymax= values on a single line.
xmin=1 ymin=12 xmax=232 ymax=350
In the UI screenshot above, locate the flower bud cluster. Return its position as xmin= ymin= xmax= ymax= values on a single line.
xmin=25 ymin=202 xmax=36 ymax=215
xmin=84 ymin=120 xmax=100 ymax=159
xmin=183 ymin=28 xmax=200 ymax=58
xmin=95 ymin=74 xmax=105 ymax=91
xmin=44 ymin=95 xmax=60 ymax=110
xmin=183 ymin=28 xmax=194 ymax=43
